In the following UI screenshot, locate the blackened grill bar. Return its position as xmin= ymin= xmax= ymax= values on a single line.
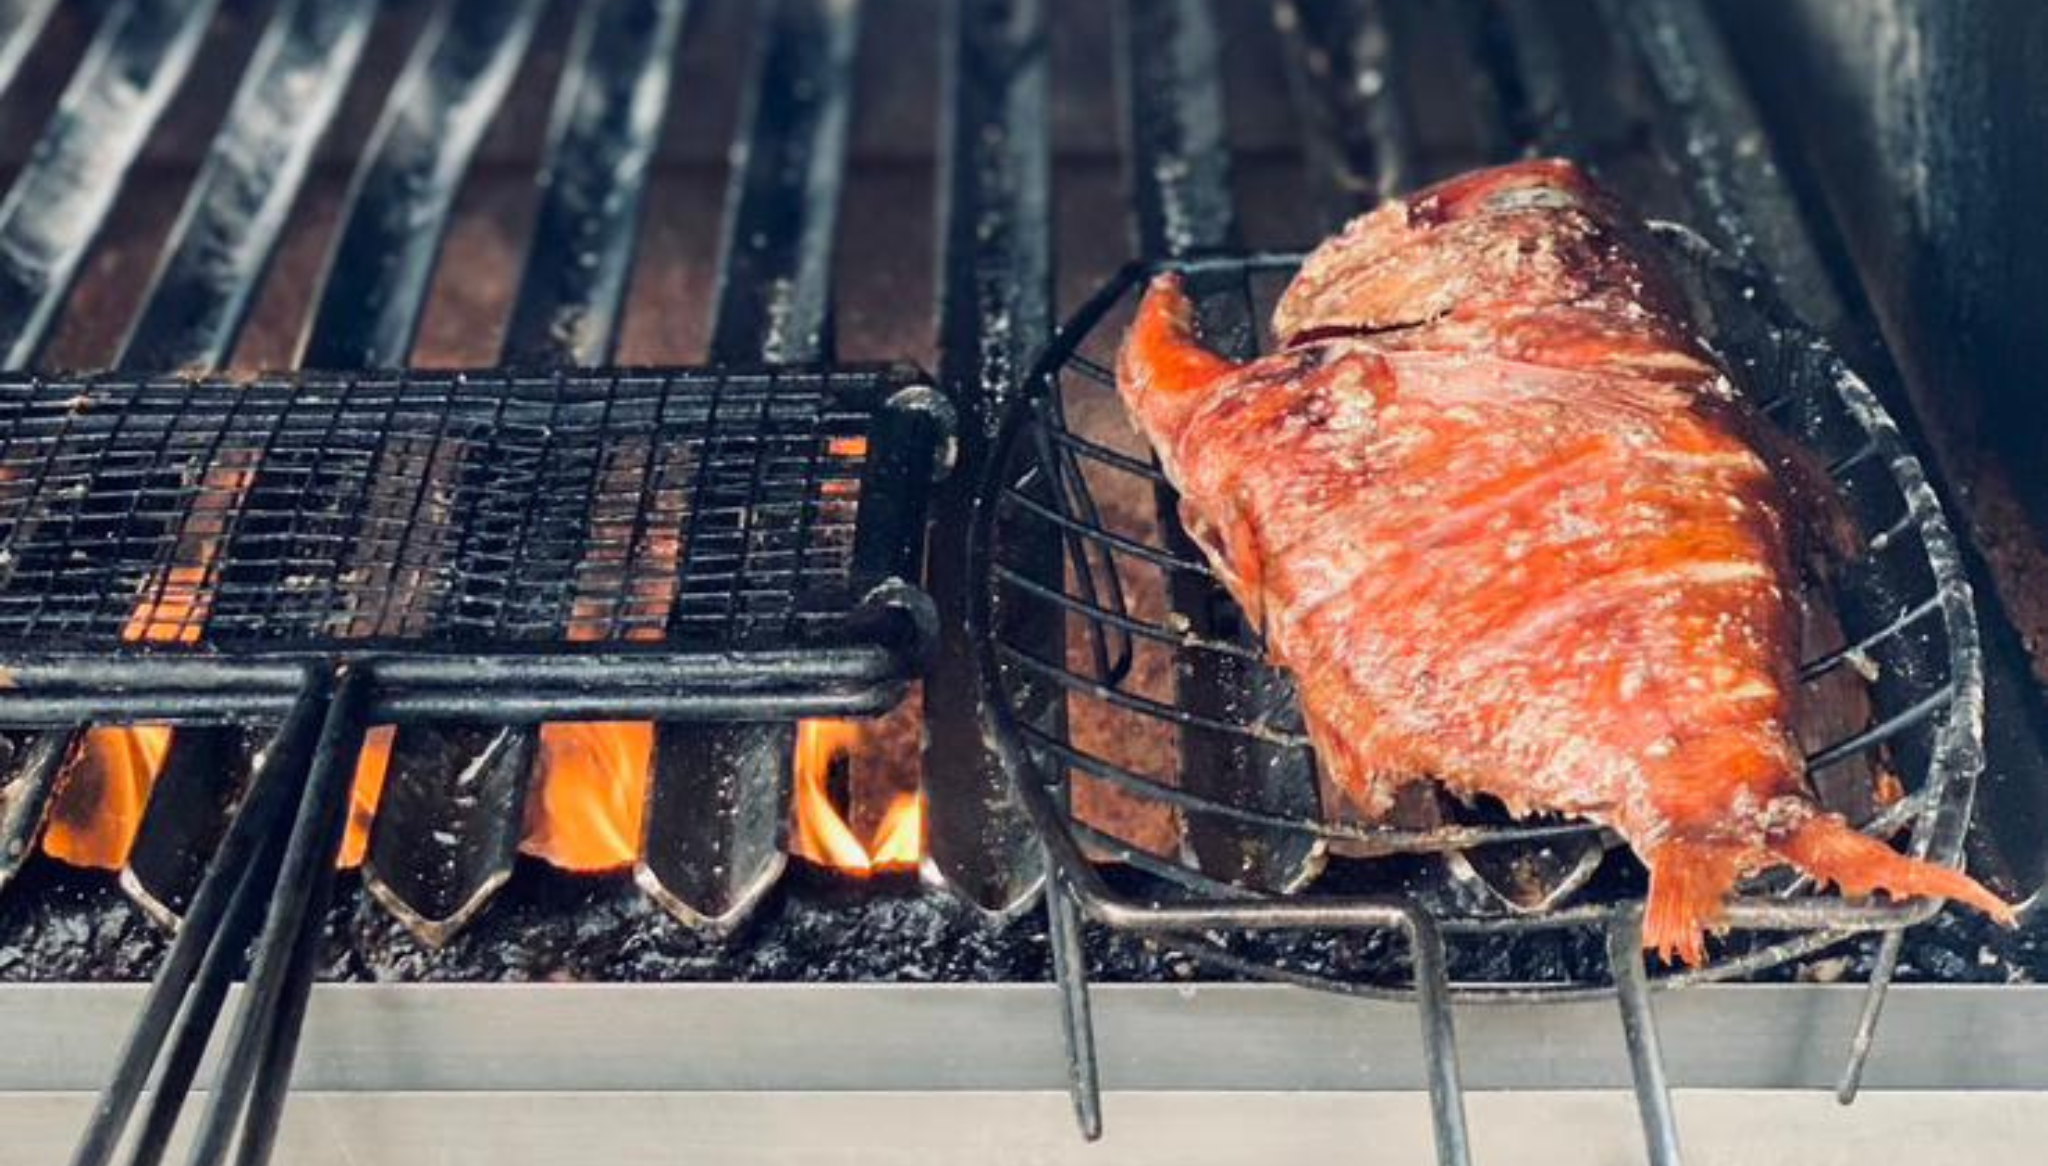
xmin=0 ymin=1 xmax=2043 ymax=1165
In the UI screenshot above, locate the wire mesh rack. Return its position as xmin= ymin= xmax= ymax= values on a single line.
xmin=969 ymin=228 xmax=1988 ymax=1164
xmin=0 ymin=364 xmax=948 ymax=722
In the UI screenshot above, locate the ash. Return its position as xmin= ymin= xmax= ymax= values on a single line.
xmin=2 ymin=856 xmax=2042 ymax=987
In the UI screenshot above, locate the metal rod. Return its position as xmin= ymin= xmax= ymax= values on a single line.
xmin=298 ymin=0 xmax=546 ymax=368
xmin=66 ymin=672 xmax=327 ymax=1166
xmin=501 ymin=0 xmax=689 ymax=367
xmin=639 ymin=0 xmax=863 ymax=930
xmin=921 ymin=0 xmax=1056 ymax=919
xmin=228 ymin=684 xmax=370 ymax=1166
xmin=703 ymin=0 xmax=859 ymax=364
xmin=1116 ymin=1 xmax=1325 ymax=893
xmin=0 ymin=0 xmax=59 ymax=97
xmin=123 ymin=800 xmax=292 ymax=1166
xmin=115 ymin=0 xmax=379 ymax=370
xmin=0 ymin=0 xmax=223 ymax=369
xmin=1609 ymin=911 xmax=1685 ymax=1166
xmin=0 ymin=728 xmax=70 ymax=889
xmin=1837 ymin=928 xmax=1905 ymax=1105
xmin=1047 ymin=879 xmax=1103 ymax=1141
xmin=182 ymin=668 xmax=367 ymax=1166
xmin=1406 ymin=911 xmax=1474 ymax=1166
xmin=1274 ymin=0 xmax=1415 ymax=222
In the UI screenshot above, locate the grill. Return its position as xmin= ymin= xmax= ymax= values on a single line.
xmin=1 ymin=0 xmax=2045 ymax=1164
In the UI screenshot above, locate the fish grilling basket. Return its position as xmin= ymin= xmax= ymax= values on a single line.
xmin=969 ymin=226 xmax=1988 ymax=1157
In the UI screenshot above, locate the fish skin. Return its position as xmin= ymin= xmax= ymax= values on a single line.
xmin=1116 ymin=159 xmax=2012 ymax=965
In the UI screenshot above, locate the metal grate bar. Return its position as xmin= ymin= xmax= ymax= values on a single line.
xmin=116 ymin=0 xmax=378 ymax=371
xmin=500 ymin=0 xmax=690 ymax=368
xmin=0 ymin=0 xmax=57 ymax=97
xmin=1115 ymin=0 xmax=1323 ymax=894
xmin=0 ymin=0 xmax=223 ymax=370
xmin=0 ymin=730 xmax=67 ymax=891
xmin=921 ymin=0 xmax=1055 ymax=919
xmin=367 ymin=0 xmax=696 ymax=944
xmin=703 ymin=0 xmax=859 ymax=364
xmin=298 ymin=0 xmax=546 ymax=368
xmin=1274 ymin=0 xmax=1416 ymax=222
xmin=108 ymin=0 xmax=382 ymax=922
xmin=5 ymin=0 xmax=237 ymax=908
xmin=639 ymin=0 xmax=863 ymax=930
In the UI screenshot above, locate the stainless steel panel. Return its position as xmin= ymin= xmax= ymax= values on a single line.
xmin=2 ymin=983 xmax=2043 ymax=1093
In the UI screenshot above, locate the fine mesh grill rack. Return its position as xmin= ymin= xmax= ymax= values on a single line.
xmin=970 ymin=233 xmax=1987 ymax=1161
xmin=0 ymin=366 xmax=936 ymax=680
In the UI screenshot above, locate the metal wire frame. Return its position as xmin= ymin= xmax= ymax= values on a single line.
xmin=968 ymin=238 xmax=1989 ymax=1164
xmin=0 ymin=365 xmax=946 ymax=723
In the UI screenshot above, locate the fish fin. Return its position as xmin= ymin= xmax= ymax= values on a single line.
xmin=1642 ymin=839 xmax=1745 ymax=967
xmin=1119 ymin=274 xmax=1242 ymax=398
xmin=1773 ymin=813 xmax=2016 ymax=926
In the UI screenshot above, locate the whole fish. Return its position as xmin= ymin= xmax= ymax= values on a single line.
xmin=1116 ymin=159 xmax=2011 ymax=963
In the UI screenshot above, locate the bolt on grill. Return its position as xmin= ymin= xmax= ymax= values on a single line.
xmin=0 ymin=0 xmax=2040 ymax=1165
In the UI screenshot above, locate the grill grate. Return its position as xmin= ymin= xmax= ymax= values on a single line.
xmin=0 ymin=368 xmax=889 ymax=655
xmin=0 ymin=1 xmax=2040 ymax=1165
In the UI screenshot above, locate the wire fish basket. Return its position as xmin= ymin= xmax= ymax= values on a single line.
xmin=969 ymin=225 xmax=1988 ymax=1160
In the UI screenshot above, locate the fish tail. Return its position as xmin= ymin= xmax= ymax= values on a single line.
xmin=1642 ymin=839 xmax=1745 ymax=967
xmin=1773 ymin=813 xmax=2016 ymax=926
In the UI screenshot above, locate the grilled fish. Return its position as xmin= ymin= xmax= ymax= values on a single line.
xmin=1115 ymin=159 xmax=2012 ymax=963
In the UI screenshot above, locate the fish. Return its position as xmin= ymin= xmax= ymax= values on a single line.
xmin=1114 ymin=158 xmax=2013 ymax=964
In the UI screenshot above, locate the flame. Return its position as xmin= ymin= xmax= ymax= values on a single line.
xmin=789 ymin=719 xmax=921 ymax=875
xmin=46 ymin=461 xmax=249 ymax=868
xmin=41 ymin=727 xmax=173 ymax=867
xmin=868 ymin=788 xmax=924 ymax=868
xmin=336 ymin=725 xmax=394 ymax=869
xmin=524 ymin=722 xmax=650 ymax=871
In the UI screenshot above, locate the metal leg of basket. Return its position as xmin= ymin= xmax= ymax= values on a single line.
xmin=1608 ymin=911 xmax=1684 ymax=1166
xmin=1837 ymin=927 xmax=1905 ymax=1104
xmin=1406 ymin=911 xmax=1474 ymax=1166
xmin=1048 ymin=876 xmax=1104 ymax=1141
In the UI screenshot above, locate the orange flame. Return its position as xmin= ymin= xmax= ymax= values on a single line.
xmin=41 ymin=727 xmax=173 ymax=867
xmin=46 ymin=461 xmax=250 ymax=868
xmin=336 ymin=725 xmax=394 ymax=869
xmin=789 ymin=719 xmax=922 ymax=875
xmin=523 ymin=722 xmax=650 ymax=871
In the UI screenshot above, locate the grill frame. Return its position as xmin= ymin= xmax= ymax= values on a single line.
xmin=0 ymin=364 xmax=946 ymax=725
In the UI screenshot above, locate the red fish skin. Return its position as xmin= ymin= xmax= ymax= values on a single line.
xmin=1116 ymin=159 xmax=2013 ymax=965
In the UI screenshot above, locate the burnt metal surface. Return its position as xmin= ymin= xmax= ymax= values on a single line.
xmin=372 ymin=0 xmax=692 ymax=945
xmin=0 ymin=368 xmax=907 ymax=668
xmin=0 ymin=0 xmax=222 ymax=369
xmin=297 ymin=0 xmax=546 ymax=370
xmin=636 ymin=0 xmax=863 ymax=932
xmin=920 ymin=0 xmax=1055 ymax=920
xmin=1114 ymin=0 xmax=1324 ymax=897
